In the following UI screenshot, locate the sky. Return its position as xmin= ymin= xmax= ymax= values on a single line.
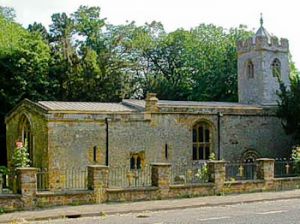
xmin=1 ymin=0 xmax=299 ymax=69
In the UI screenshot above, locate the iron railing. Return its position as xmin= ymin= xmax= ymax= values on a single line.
xmin=225 ymin=162 xmax=256 ymax=181
xmin=63 ymin=168 xmax=88 ymax=190
xmin=37 ymin=169 xmax=49 ymax=191
xmin=0 ymin=174 xmax=9 ymax=193
xmin=274 ymin=158 xmax=298 ymax=178
xmin=109 ymin=165 xmax=151 ymax=188
xmin=171 ymin=162 xmax=207 ymax=185
xmin=37 ymin=168 xmax=88 ymax=191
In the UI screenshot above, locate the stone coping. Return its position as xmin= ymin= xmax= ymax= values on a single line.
xmin=273 ymin=176 xmax=300 ymax=181
xmin=36 ymin=190 xmax=93 ymax=196
xmin=150 ymin=163 xmax=172 ymax=166
xmin=208 ymin=160 xmax=226 ymax=164
xmin=87 ymin=165 xmax=109 ymax=169
xmin=16 ymin=167 xmax=39 ymax=171
xmin=224 ymin=180 xmax=265 ymax=185
xmin=256 ymin=158 xmax=275 ymax=161
xmin=169 ymin=182 xmax=214 ymax=189
xmin=107 ymin=186 xmax=158 ymax=192
xmin=0 ymin=193 xmax=21 ymax=198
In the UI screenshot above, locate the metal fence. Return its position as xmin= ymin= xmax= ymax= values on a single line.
xmin=109 ymin=165 xmax=152 ymax=188
xmin=225 ymin=162 xmax=257 ymax=181
xmin=274 ymin=158 xmax=298 ymax=178
xmin=37 ymin=168 xmax=88 ymax=191
xmin=171 ymin=162 xmax=207 ymax=185
xmin=37 ymin=169 xmax=49 ymax=191
xmin=0 ymin=174 xmax=10 ymax=193
xmin=63 ymin=169 xmax=87 ymax=190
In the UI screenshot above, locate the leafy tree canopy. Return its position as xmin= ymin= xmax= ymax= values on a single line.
xmin=277 ymin=62 xmax=300 ymax=141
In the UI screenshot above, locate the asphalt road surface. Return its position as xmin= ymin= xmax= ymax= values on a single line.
xmin=31 ymin=198 xmax=300 ymax=224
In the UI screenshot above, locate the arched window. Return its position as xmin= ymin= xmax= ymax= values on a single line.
xmin=246 ymin=60 xmax=254 ymax=79
xmin=192 ymin=122 xmax=211 ymax=160
xmin=19 ymin=115 xmax=33 ymax=164
xmin=271 ymin=58 xmax=281 ymax=78
xmin=130 ymin=155 xmax=141 ymax=169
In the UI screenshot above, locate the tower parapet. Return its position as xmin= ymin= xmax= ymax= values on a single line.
xmin=237 ymin=36 xmax=289 ymax=54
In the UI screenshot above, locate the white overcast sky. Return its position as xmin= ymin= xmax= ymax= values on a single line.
xmin=1 ymin=0 xmax=300 ymax=69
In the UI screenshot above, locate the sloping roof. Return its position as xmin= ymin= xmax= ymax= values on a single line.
xmin=122 ymin=99 xmax=146 ymax=111
xmin=159 ymin=100 xmax=262 ymax=109
xmin=255 ymin=26 xmax=272 ymax=43
xmin=37 ymin=101 xmax=136 ymax=112
xmin=122 ymin=99 xmax=262 ymax=110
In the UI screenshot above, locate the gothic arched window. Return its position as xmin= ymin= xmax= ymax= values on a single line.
xmin=246 ymin=60 xmax=254 ymax=79
xmin=271 ymin=58 xmax=281 ymax=78
xmin=192 ymin=122 xmax=211 ymax=160
xmin=19 ymin=115 xmax=33 ymax=164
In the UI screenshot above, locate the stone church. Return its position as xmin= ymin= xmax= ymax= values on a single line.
xmin=5 ymin=19 xmax=292 ymax=174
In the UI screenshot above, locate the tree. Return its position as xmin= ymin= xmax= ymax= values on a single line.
xmin=0 ymin=6 xmax=15 ymax=21
xmin=277 ymin=64 xmax=300 ymax=140
xmin=0 ymin=13 xmax=52 ymax=165
xmin=48 ymin=12 xmax=78 ymax=100
xmin=125 ymin=23 xmax=252 ymax=101
xmin=27 ymin=22 xmax=49 ymax=41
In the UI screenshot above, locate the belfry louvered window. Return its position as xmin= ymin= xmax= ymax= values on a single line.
xmin=247 ymin=60 xmax=254 ymax=79
xmin=271 ymin=58 xmax=281 ymax=78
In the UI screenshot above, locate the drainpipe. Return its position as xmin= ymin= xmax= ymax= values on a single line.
xmin=105 ymin=118 xmax=110 ymax=166
xmin=217 ymin=112 xmax=223 ymax=160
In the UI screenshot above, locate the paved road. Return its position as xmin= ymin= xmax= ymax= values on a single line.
xmin=31 ymin=198 xmax=300 ymax=224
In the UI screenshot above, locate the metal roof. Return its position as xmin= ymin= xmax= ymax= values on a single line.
xmin=122 ymin=99 xmax=262 ymax=109
xmin=38 ymin=101 xmax=136 ymax=112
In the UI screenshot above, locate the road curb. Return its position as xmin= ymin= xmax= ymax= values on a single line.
xmin=1 ymin=193 xmax=300 ymax=223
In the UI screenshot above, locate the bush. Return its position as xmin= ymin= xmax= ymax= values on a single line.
xmin=292 ymin=146 xmax=300 ymax=174
xmin=11 ymin=141 xmax=31 ymax=168
xmin=0 ymin=166 xmax=9 ymax=175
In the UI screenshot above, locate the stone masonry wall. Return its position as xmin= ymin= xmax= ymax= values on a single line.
xmin=45 ymin=109 xmax=293 ymax=176
xmin=36 ymin=191 xmax=94 ymax=208
xmin=47 ymin=120 xmax=106 ymax=170
xmin=5 ymin=103 xmax=48 ymax=170
xmin=0 ymin=194 xmax=22 ymax=212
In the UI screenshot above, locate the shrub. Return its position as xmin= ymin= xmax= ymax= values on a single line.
xmin=11 ymin=141 xmax=31 ymax=168
xmin=292 ymin=146 xmax=300 ymax=174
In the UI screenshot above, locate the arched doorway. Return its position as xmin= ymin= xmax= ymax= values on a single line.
xmin=241 ymin=149 xmax=260 ymax=163
xmin=240 ymin=149 xmax=260 ymax=179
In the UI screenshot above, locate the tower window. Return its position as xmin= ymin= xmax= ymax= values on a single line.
xmin=246 ymin=60 xmax=254 ymax=79
xmin=271 ymin=58 xmax=281 ymax=78
xmin=192 ymin=122 xmax=212 ymax=160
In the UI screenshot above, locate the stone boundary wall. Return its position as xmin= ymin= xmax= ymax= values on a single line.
xmin=0 ymin=194 xmax=22 ymax=212
xmin=107 ymin=187 xmax=159 ymax=202
xmin=36 ymin=190 xmax=94 ymax=208
xmin=2 ymin=159 xmax=300 ymax=212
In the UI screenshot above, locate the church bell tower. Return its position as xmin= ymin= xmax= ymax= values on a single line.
xmin=237 ymin=16 xmax=290 ymax=105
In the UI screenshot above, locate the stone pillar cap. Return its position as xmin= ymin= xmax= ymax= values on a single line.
xmin=88 ymin=165 xmax=109 ymax=169
xmin=150 ymin=163 xmax=172 ymax=166
xmin=207 ymin=160 xmax=226 ymax=164
xmin=146 ymin=93 xmax=158 ymax=100
xmin=256 ymin=158 xmax=275 ymax=161
xmin=16 ymin=167 xmax=39 ymax=171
